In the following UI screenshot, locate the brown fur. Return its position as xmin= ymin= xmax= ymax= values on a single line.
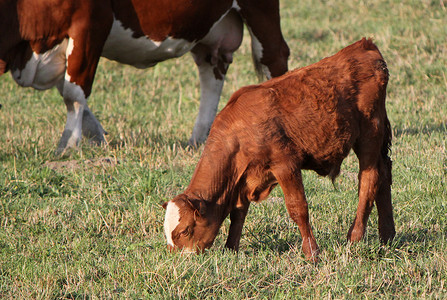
xmin=164 ymin=38 xmax=395 ymax=261
xmin=0 ymin=0 xmax=289 ymax=96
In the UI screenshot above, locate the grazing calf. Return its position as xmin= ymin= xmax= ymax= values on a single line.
xmin=0 ymin=0 xmax=289 ymax=154
xmin=163 ymin=38 xmax=395 ymax=260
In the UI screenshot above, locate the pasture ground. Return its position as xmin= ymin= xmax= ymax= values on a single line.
xmin=0 ymin=0 xmax=446 ymax=298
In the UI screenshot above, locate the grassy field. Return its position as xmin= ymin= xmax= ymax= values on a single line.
xmin=1 ymin=0 xmax=446 ymax=298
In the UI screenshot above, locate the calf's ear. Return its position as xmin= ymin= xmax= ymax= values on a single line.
xmin=187 ymin=199 xmax=207 ymax=217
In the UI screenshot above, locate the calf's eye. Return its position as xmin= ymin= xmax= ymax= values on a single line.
xmin=180 ymin=228 xmax=191 ymax=237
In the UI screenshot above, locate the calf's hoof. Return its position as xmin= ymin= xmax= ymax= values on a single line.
xmin=302 ymin=239 xmax=320 ymax=263
xmin=379 ymin=225 xmax=396 ymax=244
xmin=347 ymin=224 xmax=366 ymax=242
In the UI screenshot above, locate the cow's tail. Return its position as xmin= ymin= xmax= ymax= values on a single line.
xmin=237 ymin=0 xmax=289 ymax=81
xmin=247 ymin=30 xmax=269 ymax=82
xmin=247 ymin=28 xmax=289 ymax=82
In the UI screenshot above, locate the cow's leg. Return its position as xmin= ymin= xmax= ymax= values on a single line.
xmin=81 ymin=106 xmax=107 ymax=144
xmin=237 ymin=0 xmax=289 ymax=80
xmin=55 ymin=80 xmax=87 ymax=155
xmin=188 ymin=10 xmax=243 ymax=146
xmin=274 ymin=169 xmax=319 ymax=261
xmin=56 ymin=68 xmax=106 ymax=155
xmin=188 ymin=54 xmax=226 ymax=146
xmin=56 ymin=82 xmax=107 ymax=154
xmin=225 ymin=203 xmax=250 ymax=251
xmin=348 ymin=127 xmax=395 ymax=243
xmin=55 ymin=9 xmax=112 ymax=155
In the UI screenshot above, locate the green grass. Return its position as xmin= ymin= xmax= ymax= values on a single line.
xmin=1 ymin=0 xmax=446 ymax=298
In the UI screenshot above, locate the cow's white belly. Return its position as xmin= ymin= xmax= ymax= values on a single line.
xmin=11 ymin=39 xmax=68 ymax=90
xmin=102 ymin=19 xmax=195 ymax=69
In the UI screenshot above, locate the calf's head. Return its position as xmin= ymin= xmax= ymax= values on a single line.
xmin=163 ymin=194 xmax=216 ymax=253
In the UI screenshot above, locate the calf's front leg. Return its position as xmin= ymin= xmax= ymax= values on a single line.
xmin=225 ymin=204 xmax=250 ymax=251
xmin=275 ymin=169 xmax=319 ymax=261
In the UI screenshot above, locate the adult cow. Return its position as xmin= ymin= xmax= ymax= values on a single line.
xmin=0 ymin=0 xmax=289 ymax=154
xmin=163 ymin=38 xmax=395 ymax=261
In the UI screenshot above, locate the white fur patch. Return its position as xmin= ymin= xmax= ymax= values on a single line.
xmin=102 ymin=18 xmax=194 ymax=68
xmin=65 ymin=38 xmax=75 ymax=82
xmin=232 ymin=0 xmax=241 ymax=10
xmin=11 ymin=39 xmax=68 ymax=89
xmin=164 ymin=201 xmax=181 ymax=247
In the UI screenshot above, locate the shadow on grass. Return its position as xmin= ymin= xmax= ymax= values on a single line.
xmin=243 ymin=225 xmax=445 ymax=256
xmin=107 ymin=132 xmax=193 ymax=151
xmin=52 ymin=292 xmax=90 ymax=300
xmin=247 ymin=236 xmax=295 ymax=254
xmin=243 ymin=224 xmax=296 ymax=254
xmin=393 ymin=122 xmax=446 ymax=138
xmin=392 ymin=228 xmax=446 ymax=250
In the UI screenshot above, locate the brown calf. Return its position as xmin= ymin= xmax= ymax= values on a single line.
xmin=163 ymin=38 xmax=395 ymax=260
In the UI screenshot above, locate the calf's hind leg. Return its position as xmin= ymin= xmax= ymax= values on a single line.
xmin=348 ymin=137 xmax=395 ymax=243
xmin=375 ymin=154 xmax=395 ymax=243
xmin=347 ymin=164 xmax=379 ymax=242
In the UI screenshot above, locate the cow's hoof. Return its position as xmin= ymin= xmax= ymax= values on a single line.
xmin=86 ymin=133 xmax=107 ymax=146
xmin=55 ymin=130 xmax=81 ymax=156
xmin=188 ymin=137 xmax=205 ymax=149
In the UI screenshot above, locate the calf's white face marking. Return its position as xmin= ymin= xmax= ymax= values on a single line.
xmin=164 ymin=201 xmax=181 ymax=247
